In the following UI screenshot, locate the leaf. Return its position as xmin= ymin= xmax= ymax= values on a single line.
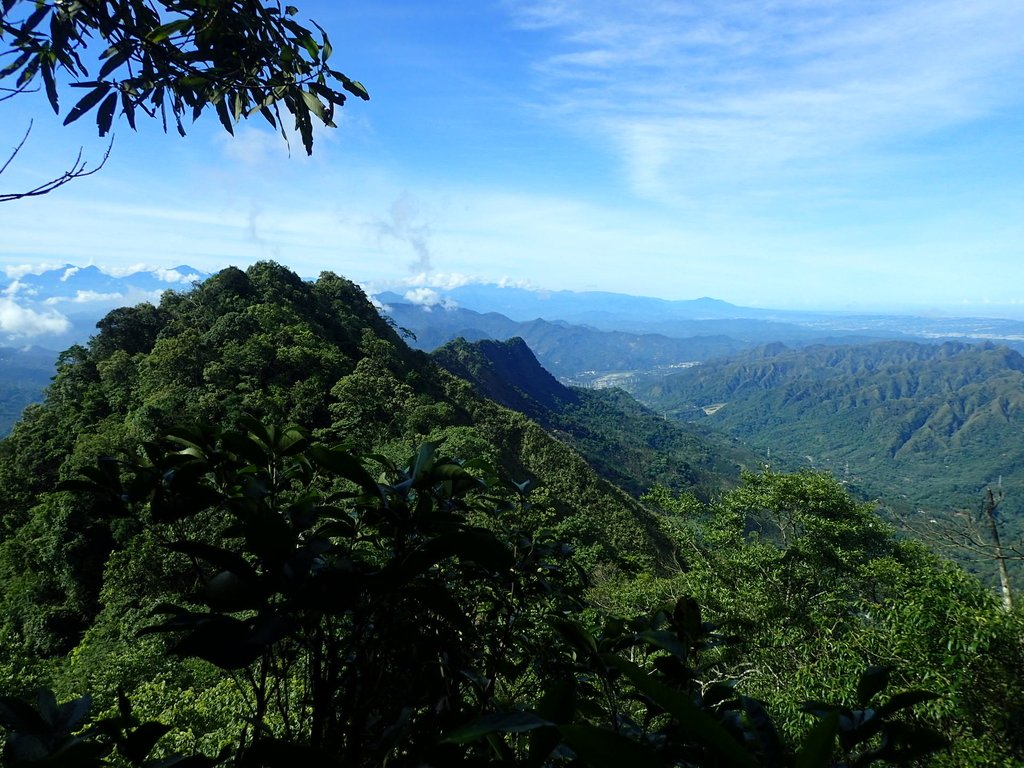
xmin=529 ymin=682 xmax=575 ymax=768
xmin=0 ymin=52 xmax=30 ymax=79
xmin=215 ymin=95 xmax=234 ymax=135
xmin=64 ymin=84 xmax=110 ymax=126
xmin=41 ymin=59 xmax=58 ymax=113
xmin=550 ymin=617 xmax=598 ymax=658
xmin=558 ymin=725 xmax=663 ymax=768
xmin=98 ymin=45 xmax=132 ymax=79
xmin=120 ymin=92 xmax=137 ymax=129
xmin=856 ymin=666 xmax=890 ymax=706
xmin=604 ymin=655 xmax=758 ymax=768
xmin=171 ymin=615 xmax=292 ymax=669
xmin=0 ymin=696 xmax=47 ymax=732
xmin=334 ymin=75 xmax=369 ymax=101
xmin=21 ymin=2 xmax=50 ymax=35
xmin=146 ymin=19 xmax=193 ymax=44
xmin=55 ymin=695 xmax=92 ymax=734
xmin=635 ymin=629 xmax=689 ymax=661
xmin=121 ymin=721 xmax=171 ymax=763
xmin=96 ymin=91 xmax=118 ymax=136
xmin=221 ymin=431 xmax=270 ymax=467
xmin=167 ymin=541 xmax=258 ymax=581
xmin=443 ymin=711 xmax=552 ymax=744
xmin=309 ymin=446 xmax=381 ymax=497
xmin=235 ymin=738 xmax=339 ymax=768
xmin=795 ymin=712 xmax=839 ymax=768
xmin=877 ymin=689 xmax=941 ymax=718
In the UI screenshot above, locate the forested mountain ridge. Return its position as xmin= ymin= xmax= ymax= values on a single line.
xmin=0 ymin=264 xmax=679 ymax=657
xmin=432 ymin=336 xmax=755 ymax=498
xmin=2 ymin=266 xmax=1024 ymax=765
xmin=640 ymin=340 xmax=1024 ymax=526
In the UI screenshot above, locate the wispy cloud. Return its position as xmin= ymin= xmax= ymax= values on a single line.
xmin=44 ymin=290 xmax=124 ymax=305
xmin=510 ymin=0 xmax=1024 ymax=200
xmin=374 ymin=194 xmax=434 ymax=273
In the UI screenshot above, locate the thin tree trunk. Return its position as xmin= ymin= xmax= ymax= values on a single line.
xmin=985 ymin=489 xmax=1013 ymax=612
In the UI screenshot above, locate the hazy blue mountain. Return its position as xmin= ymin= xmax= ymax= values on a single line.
xmin=381 ymin=283 xmax=1024 ymax=352
xmin=381 ymin=299 xmax=749 ymax=379
xmin=1 ymin=264 xmax=209 ymax=350
xmin=0 ymin=346 xmax=56 ymax=436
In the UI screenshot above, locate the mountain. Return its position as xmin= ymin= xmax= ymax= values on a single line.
xmin=432 ymin=337 xmax=755 ymax=498
xmin=3 ymin=266 xmax=1022 ymax=765
xmin=379 ymin=283 xmax=1024 ymax=353
xmin=638 ymin=340 xmax=1024 ymax=536
xmin=382 ymin=300 xmax=749 ymax=380
xmin=0 ymin=346 xmax=56 ymax=436
xmin=0 ymin=263 xmax=682 ymax=657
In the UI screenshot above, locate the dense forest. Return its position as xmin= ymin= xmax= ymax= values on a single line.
xmin=637 ymin=342 xmax=1024 ymax=574
xmin=2 ymin=264 xmax=1023 ymax=766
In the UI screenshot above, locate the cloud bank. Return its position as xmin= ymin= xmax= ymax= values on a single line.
xmin=0 ymin=299 xmax=70 ymax=339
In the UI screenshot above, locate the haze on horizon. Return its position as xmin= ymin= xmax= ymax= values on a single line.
xmin=2 ymin=1 xmax=1024 ymax=318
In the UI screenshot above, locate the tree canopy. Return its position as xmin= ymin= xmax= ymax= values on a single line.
xmin=0 ymin=0 xmax=366 ymax=198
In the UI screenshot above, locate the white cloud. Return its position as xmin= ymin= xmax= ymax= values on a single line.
xmin=2 ymin=262 xmax=66 ymax=279
xmin=0 ymin=298 xmax=70 ymax=338
xmin=45 ymin=290 xmax=122 ymax=305
xmin=403 ymin=287 xmax=456 ymax=309
xmin=100 ymin=263 xmax=150 ymax=277
xmin=60 ymin=266 xmax=80 ymax=282
xmin=152 ymin=268 xmax=200 ymax=284
xmin=404 ymin=287 xmax=440 ymax=307
xmin=2 ymin=280 xmax=35 ymax=297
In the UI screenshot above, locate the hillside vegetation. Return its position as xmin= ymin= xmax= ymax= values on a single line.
xmin=1 ymin=266 xmax=1023 ymax=766
xmin=433 ymin=336 xmax=754 ymax=499
xmin=640 ymin=340 xmax=1024 ymax=555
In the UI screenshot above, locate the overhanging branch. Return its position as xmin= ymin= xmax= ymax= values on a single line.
xmin=0 ymin=120 xmax=112 ymax=202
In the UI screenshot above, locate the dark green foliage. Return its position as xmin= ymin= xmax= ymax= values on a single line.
xmin=3 ymin=428 xmax=951 ymax=767
xmin=0 ymin=263 xmax=672 ymax=664
xmin=434 ymin=337 xmax=753 ymax=499
xmin=1 ymin=0 xmax=367 ymax=155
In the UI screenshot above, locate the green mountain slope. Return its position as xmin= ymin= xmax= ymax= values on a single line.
xmin=639 ymin=340 xmax=1024 ymax=525
xmin=432 ymin=336 xmax=755 ymax=499
xmin=3 ymin=268 xmax=1024 ymax=765
xmin=0 ymin=263 xmax=676 ymax=658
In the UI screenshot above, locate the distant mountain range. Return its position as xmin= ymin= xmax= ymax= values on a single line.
xmin=1 ymin=264 xmax=208 ymax=349
xmin=379 ymin=283 xmax=1024 ymax=353
xmin=382 ymin=299 xmax=751 ymax=381
xmin=0 ymin=346 xmax=57 ymax=436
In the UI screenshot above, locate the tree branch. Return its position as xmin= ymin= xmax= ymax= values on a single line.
xmin=0 ymin=120 xmax=113 ymax=202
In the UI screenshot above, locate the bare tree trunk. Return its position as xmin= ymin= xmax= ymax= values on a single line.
xmin=985 ymin=488 xmax=1014 ymax=612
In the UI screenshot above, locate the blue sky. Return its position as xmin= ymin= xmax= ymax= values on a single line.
xmin=2 ymin=0 xmax=1024 ymax=314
